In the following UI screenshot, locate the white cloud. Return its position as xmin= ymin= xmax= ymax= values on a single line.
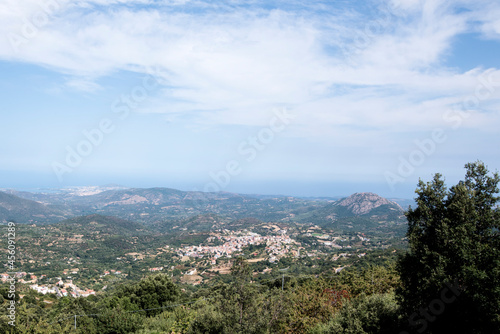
xmin=65 ymin=77 xmax=102 ymax=92
xmin=0 ymin=0 xmax=499 ymax=148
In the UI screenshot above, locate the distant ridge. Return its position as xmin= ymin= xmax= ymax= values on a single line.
xmin=1 ymin=187 xmax=407 ymax=230
xmin=57 ymin=214 xmax=146 ymax=236
xmin=0 ymin=191 xmax=68 ymax=223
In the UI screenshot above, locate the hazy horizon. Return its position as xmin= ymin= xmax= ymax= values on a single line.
xmin=0 ymin=177 xmax=443 ymax=201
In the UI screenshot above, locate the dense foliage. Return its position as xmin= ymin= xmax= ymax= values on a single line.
xmin=0 ymin=263 xmax=400 ymax=333
xmin=396 ymin=161 xmax=500 ymax=333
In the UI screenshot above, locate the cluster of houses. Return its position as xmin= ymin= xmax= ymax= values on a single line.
xmin=149 ymin=267 xmax=163 ymax=272
xmin=29 ymin=281 xmax=96 ymax=298
xmin=30 ymin=279 xmax=96 ymax=298
xmin=176 ymin=231 xmax=297 ymax=261
xmin=358 ymin=234 xmax=371 ymax=242
xmin=100 ymin=269 xmax=122 ymax=277
xmin=1 ymin=272 xmax=49 ymax=285
xmin=1 ymin=272 xmax=30 ymax=282
xmin=0 ymin=270 xmax=114 ymax=298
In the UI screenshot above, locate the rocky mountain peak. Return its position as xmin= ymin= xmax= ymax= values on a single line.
xmin=336 ymin=192 xmax=402 ymax=215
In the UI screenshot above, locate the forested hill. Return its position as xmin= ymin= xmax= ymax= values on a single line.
xmin=56 ymin=214 xmax=148 ymax=236
xmin=0 ymin=191 xmax=68 ymax=224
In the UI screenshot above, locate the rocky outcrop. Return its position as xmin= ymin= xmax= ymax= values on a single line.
xmin=336 ymin=192 xmax=402 ymax=215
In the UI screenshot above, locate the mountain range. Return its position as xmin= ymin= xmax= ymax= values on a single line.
xmin=0 ymin=187 xmax=407 ymax=232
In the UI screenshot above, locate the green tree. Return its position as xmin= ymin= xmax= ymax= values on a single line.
xmin=115 ymin=274 xmax=180 ymax=316
xmin=311 ymin=292 xmax=399 ymax=334
xmin=397 ymin=161 xmax=500 ymax=333
xmin=188 ymin=258 xmax=269 ymax=333
xmin=93 ymin=305 xmax=144 ymax=334
xmin=187 ymin=302 xmax=225 ymax=334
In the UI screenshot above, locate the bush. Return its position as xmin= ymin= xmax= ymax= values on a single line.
xmin=312 ymin=292 xmax=399 ymax=334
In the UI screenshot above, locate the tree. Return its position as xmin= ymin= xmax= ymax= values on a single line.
xmin=228 ymin=257 xmax=266 ymax=333
xmin=188 ymin=258 xmax=271 ymax=333
xmin=115 ymin=274 xmax=180 ymax=316
xmin=312 ymin=292 xmax=399 ymax=334
xmin=397 ymin=161 xmax=500 ymax=333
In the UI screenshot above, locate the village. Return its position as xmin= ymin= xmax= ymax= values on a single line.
xmin=175 ymin=229 xmax=299 ymax=262
xmin=0 ymin=224 xmax=380 ymax=297
xmin=0 ymin=270 xmax=123 ymax=298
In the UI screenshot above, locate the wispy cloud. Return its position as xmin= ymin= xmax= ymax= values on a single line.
xmin=1 ymin=0 xmax=500 ymax=193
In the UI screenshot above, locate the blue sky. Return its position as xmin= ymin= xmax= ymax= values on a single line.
xmin=1 ymin=0 xmax=500 ymax=199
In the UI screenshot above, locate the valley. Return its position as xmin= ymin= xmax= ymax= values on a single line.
xmin=0 ymin=187 xmax=408 ymax=294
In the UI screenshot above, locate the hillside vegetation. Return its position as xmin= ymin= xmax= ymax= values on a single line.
xmin=0 ymin=162 xmax=498 ymax=333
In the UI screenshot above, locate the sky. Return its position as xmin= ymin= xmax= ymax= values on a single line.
xmin=1 ymin=0 xmax=500 ymax=199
